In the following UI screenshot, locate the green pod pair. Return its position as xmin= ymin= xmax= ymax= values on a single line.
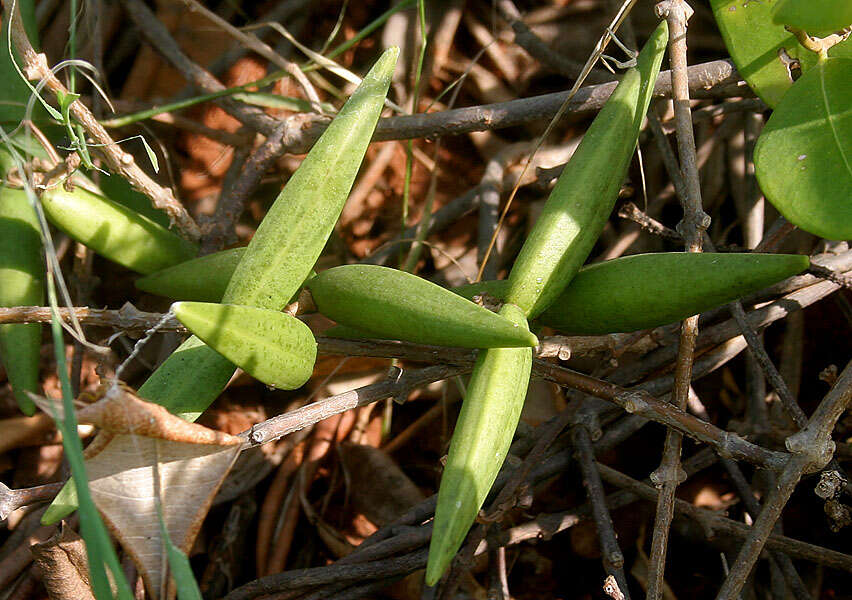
xmin=426 ymin=25 xmax=669 ymax=584
xmin=308 ymin=265 xmax=539 ymax=348
xmin=172 ymin=302 xmax=316 ymax=390
xmin=45 ymin=47 xmax=399 ymax=524
xmin=39 ymin=186 xmax=198 ymax=274
xmin=504 ymin=21 xmax=669 ymax=319
xmin=425 ymin=303 xmax=533 ymax=584
xmin=456 ymin=252 xmax=810 ymax=334
xmin=0 ymin=187 xmax=45 ymax=415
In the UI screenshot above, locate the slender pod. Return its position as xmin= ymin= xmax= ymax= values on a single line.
xmin=0 ymin=187 xmax=44 ymax=414
xmin=172 ymin=302 xmax=316 ymax=390
xmin=504 ymin=22 xmax=669 ymax=318
xmin=45 ymin=48 xmax=398 ymax=523
xmin=426 ymin=25 xmax=668 ymax=583
xmin=308 ymin=265 xmax=538 ymax=348
xmin=39 ymin=186 xmax=197 ymax=274
xmin=426 ymin=303 xmax=532 ymax=584
xmin=135 ymin=247 xmax=245 ymax=302
xmin=225 ymin=48 xmax=399 ymax=309
xmin=135 ymin=248 xmax=316 ymax=304
xmin=456 ymin=252 xmax=810 ymax=334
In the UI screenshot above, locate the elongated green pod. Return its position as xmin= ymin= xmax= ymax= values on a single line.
xmin=456 ymin=252 xmax=810 ymax=334
xmin=39 ymin=186 xmax=197 ymax=274
xmin=46 ymin=48 xmax=398 ymax=523
xmin=426 ymin=303 xmax=532 ymax=584
xmin=172 ymin=302 xmax=316 ymax=390
xmin=136 ymin=247 xmax=246 ymax=302
xmin=135 ymin=247 xmax=316 ymax=304
xmin=224 ymin=48 xmax=399 ymax=309
xmin=0 ymin=187 xmax=44 ymax=414
xmin=308 ymin=265 xmax=538 ymax=348
xmin=504 ymin=22 xmax=668 ymax=318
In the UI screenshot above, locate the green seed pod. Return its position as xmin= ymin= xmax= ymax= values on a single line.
xmin=136 ymin=247 xmax=245 ymax=302
xmin=224 ymin=48 xmax=400 ymax=310
xmin=172 ymin=302 xmax=316 ymax=390
xmin=39 ymin=186 xmax=197 ymax=274
xmin=308 ymin=265 xmax=538 ymax=348
xmin=135 ymin=247 xmax=316 ymax=304
xmin=0 ymin=187 xmax=44 ymax=415
xmin=504 ymin=22 xmax=669 ymax=318
xmin=426 ymin=303 xmax=532 ymax=585
xmin=456 ymin=252 xmax=810 ymax=334
xmin=45 ymin=46 xmax=398 ymax=524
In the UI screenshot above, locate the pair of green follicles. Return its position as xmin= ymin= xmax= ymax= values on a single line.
xmin=132 ymin=21 xmax=809 ymax=585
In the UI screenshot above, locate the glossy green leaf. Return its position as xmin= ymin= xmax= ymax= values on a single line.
xmin=308 ymin=265 xmax=538 ymax=348
xmin=755 ymin=57 xmax=852 ymax=240
xmin=426 ymin=303 xmax=532 ymax=585
xmin=456 ymin=253 xmax=810 ymax=334
xmin=0 ymin=187 xmax=44 ymax=414
xmin=39 ymin=186 xmax=198 ymax=274
xmin=711 ymin=0 xmax=851 ymax=107
xmin=772 ymin=0 xmax=852 ymax=35
xmin=172 ymin=302 xmax=316 ymax=390
xmin=504 ymin=22 xmax=668 ymax=318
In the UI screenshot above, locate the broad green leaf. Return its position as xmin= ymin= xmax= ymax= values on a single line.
xmin=755 ymin=57 xmax=852 ymax=240
xmin=772 ymin=0 xmax=852 ymax=36
xmin=172 ymin=302 xmax=317 ymax=390
xmin=136 ymin=247 xmax=246 ymax=302
xmin=711 ymin=0 xmax=851 ymax=107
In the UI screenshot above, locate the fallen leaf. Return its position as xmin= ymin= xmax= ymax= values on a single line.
xmin=67 ymin=384 xmax=241 ymax=598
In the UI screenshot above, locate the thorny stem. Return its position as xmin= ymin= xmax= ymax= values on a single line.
xmin=647 ymin=3 xmax=708 ymax=597
xmin=717 ymin=360 xmax=852 ymax=599
xmin=2 ymin=0 xmax=201 ymax=239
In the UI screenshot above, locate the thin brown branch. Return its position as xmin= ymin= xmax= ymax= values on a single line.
xmin=178 ymin=0 xmax=322 ymax=113
xmin=647 ymin=4 xmax=708 ymax=595
xmin=572 ymin=424 xmax=631 ymax=597
xmin=241 ymin=364 xmax=468 ymax=449
xmin=718 ymin=360 xmax=852 ymax=599
xmin=3 ymin=0 xmax=200 ymax=240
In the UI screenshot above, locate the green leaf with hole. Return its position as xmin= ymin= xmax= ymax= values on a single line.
xmin=755 ymin=57 xmax=852 ymax=240
xmin=172 ymin=302 xmax=317 ymax=390
xmin=772 ymin=0 xmax=852 ymax=36
xmin=711 ymin=0 xmax=851 ymax=108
